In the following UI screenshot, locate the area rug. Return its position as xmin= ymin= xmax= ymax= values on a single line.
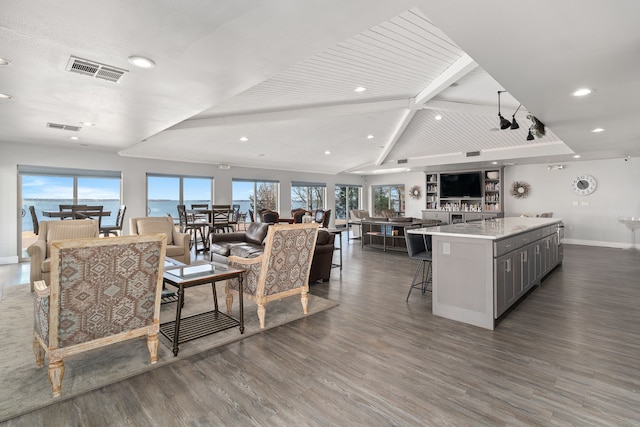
xmin=0 ymin=283 xmax=337 ymax=422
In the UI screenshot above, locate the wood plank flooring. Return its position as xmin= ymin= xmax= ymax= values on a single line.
xmin=2 ymin=243 xmax=640 ymax=426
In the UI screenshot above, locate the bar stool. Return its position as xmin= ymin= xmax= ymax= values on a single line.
xmin=405 ymin=231 xmax=432 ymax=301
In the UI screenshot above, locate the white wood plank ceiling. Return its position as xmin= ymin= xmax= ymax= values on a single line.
xmin=2 ymin=1 xmax=638 ymax=174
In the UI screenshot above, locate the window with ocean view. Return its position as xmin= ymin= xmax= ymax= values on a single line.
xmin=18 ymin=166 xmax=122 ymax=260
xmin=232 ymin=179 xmax=279 ymax=221
xmin=147 ymin=174 xmax=213 ymax=218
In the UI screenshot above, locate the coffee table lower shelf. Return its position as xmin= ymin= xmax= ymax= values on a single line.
xmin=160 ymin=310 xmax=241 ymax=345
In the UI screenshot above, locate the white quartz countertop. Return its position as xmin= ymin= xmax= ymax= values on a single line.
xmin=407 ymin=217 xmax=562 ymax=240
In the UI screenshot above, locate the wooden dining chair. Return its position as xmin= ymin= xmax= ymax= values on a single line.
xmin=211 ymin=204 xmax=233 ymax=233
xmin=72 ymin=205 xmax=104 ymax=228
xmin=100 ymin=204 xmax=127 ymax=236
xmin=59 ymin=204 xmax=87 ymax=211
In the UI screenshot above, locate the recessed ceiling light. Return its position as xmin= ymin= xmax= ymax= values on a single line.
xmin=239 ymin=136 xmax=248 ymax=142
xmin=491 ymin=161 xmax=498 ymax=165
xmin=0 ymin=93 xmax=12 ymax=99
xmin=128 ymin=55 xmax=156 ymax=69
xmin=324 ymin=150 xmax=331 ymax=155
xmin=573 ymin=154 xmax=581 ymax=158
xmin=0 ymin=58 xmax=10 ymax=66
xmin=80 ymin=122 xmax=95 ymax=126
xmin=572 ymin=88 xmax=593 ymax=97
xmin=354 ymin=86 xmax=366 ymax=92
xmin=591 ymin=128 xmax=605 ymax=133
xmin=435 ymin=114 xmax=442 ymax=121
xmin=367 ymin=134 xmax=374 ymax=139
xmin=70 ymin=136 xmax=79 ymax=140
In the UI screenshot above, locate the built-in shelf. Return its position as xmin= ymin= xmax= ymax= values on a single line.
xmin=423 ymin=168 xmax=503 ymax=223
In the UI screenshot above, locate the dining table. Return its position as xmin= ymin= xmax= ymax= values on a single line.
xmin=42 ymin=210 xmax=112 ymax=219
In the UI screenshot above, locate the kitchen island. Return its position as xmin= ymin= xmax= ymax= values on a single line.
xmin=408 ymin=217 xmax=563 ymax=330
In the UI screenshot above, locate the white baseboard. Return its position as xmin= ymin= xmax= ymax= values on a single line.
xmin=0 ymin=256 xmax=19 ymax=265
xmin=563 ymin=239 xmax=629 ymax=249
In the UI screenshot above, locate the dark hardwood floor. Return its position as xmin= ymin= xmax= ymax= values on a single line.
xmin=2 ymin=242 xmax=640 ymax=426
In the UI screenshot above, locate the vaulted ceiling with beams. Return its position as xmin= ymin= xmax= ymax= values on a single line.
xmin=1 ymin=1 xmax=638 ymax=175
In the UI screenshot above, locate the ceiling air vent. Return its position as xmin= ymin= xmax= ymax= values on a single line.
xmin=65 ymin=56 xmax=128 ymax=83
xmin=397 ymin=159 xmax=408 ymax=164
xmin=46 ymin=122 xmax=81 ymax=132
xmin=466 ymin=151 xmax=481 ymax=157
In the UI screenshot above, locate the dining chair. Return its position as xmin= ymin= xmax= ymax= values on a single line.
xmin=190 ymin=203 xmax=209 ymax=222
xmin=260 ymin=210 xmax=279 ymax=224
xmin=211 ymin=204 xmax=233 ymax=233
xmin=177 ymin=204 xmax=207 ymax=251
xmin=72 ymin=205 xmax=104 ymax=228
xmin=29 ymin=205 xmax=40 ymax=235
xmin=100 ymin=204 xmax=127 ymax=237
xmin=293 ymin=209 xmax=310 ymax=223
xmin=59 ymin=204 xmax=87 ymax=211
xmin=231 ymin=204 xmax=246 ymax=230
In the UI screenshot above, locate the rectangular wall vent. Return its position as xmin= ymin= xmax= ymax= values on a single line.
xmin=66 ymin=56 xmax=128 ymax=83
xmin=397 ymin=159 xmax=408 ymax=164
xmin=46 ymin=122 xmax=81 ymax=132
xmin=466 ymin=151 xmax=481 ymax=157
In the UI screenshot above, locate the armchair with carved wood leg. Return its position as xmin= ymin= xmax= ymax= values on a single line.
xmin=226 ymin=223 xmax=319 ymax=328
xmin=32 ymin=234 xmax=167 ymax=397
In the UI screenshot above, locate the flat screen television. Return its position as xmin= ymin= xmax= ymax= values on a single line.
xmin=440 ymin=172 xmax=482 ymax=198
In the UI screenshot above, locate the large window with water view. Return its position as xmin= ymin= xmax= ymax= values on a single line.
xmin=232 ymin=179 xmax=279 ymax=221
xmin=19 ymin=166 xmax=122 ymax=259
xmin=146 ymin=174 xmax=213 ymax=218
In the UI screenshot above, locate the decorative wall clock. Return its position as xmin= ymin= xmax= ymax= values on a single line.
xmin=409 ymin=185 xmax=422 ymax=200
xmin=571 ymin=174 xmax=597 ymax=195
xmin=510 ymin=181 xmax=531 ymax=199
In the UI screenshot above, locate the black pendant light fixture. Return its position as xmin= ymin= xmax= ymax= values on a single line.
xmin=497 ymin=91 xmax=511 ymax=129
xmin=510 ymin=104 xmax=522 ymax=130
xmin=527 ymin=127 xmax=535 ymax=140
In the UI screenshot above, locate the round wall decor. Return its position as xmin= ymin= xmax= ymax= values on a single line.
xmin=510 ymin=181 xmax=531 ymax=199
xmin=409 ymin=185 xmax=422 ymax=200
xmin=571 ymin=174 xmax=597 ymax=195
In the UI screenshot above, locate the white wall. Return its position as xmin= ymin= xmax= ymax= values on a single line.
xmin=362 ymin=158 xmax=639 ymax=248
xmin=0 ymin=142 xmax=364 ymax=264
xmin=503 ymin=158 xmax=640 ymax=248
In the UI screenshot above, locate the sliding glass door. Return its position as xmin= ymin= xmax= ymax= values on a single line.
xmin=18 ymin=166 xmax=122 ymax=260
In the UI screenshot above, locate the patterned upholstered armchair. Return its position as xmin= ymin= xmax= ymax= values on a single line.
xmin=227 ymin=223 xmax=319 ymax=329
xmin=27 ymin=219 xmax=100 ymax=292
xmin=32 ymin=234 xmax=167 ymax=397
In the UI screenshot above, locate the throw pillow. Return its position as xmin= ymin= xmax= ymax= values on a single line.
xmin=136 ymin=220 xmax=174 ymax=245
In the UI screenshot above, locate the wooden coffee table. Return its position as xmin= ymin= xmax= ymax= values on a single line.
xmin=160 ymin=261 xmax=245 ymax=356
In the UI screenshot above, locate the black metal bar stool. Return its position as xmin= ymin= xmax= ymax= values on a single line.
xmin=405 ymin=231 xmax=433 ymax=301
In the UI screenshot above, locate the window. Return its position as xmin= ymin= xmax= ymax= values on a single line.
xmin=335 ymin=184 xmax=361 ymax=226
xmin=372 ymin=184 xmax=405 ymax=216
xmin=18 ymin=165 xmax=122 ymax=259
xmin=291 ymin=181 xmax=326 ymax=211
xmin=147 ymin=174 xmax=213 ymax=218
xmin=232 ymin=179 xmax=279 ymax=221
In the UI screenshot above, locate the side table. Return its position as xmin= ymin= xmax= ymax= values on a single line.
xmin=161 ymin=262 xmax=245 ymax=356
